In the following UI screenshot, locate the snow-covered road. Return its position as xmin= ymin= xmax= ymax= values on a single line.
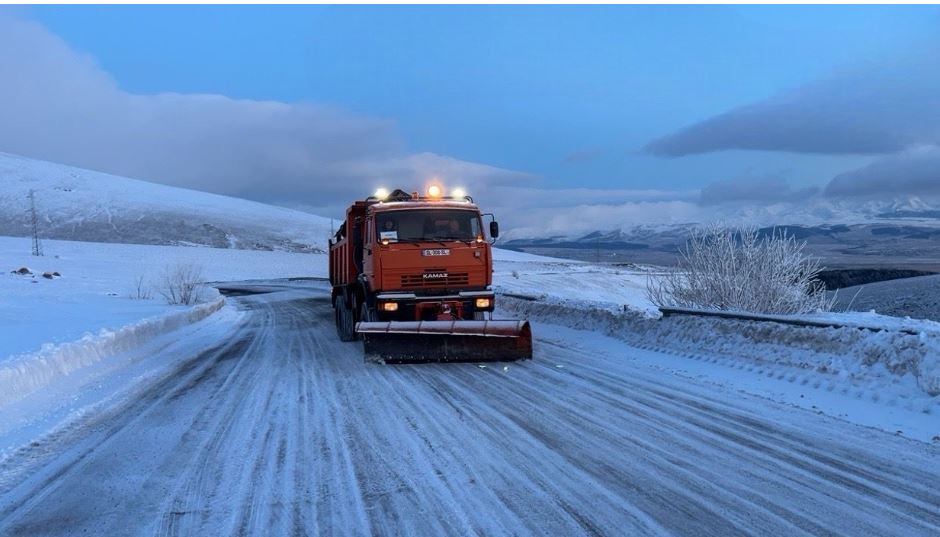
xmin=0 ymin=284 xmax=938 ymax=536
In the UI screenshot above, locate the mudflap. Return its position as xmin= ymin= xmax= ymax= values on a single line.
xmin=356 ymin=320 xmax=533 ymax=363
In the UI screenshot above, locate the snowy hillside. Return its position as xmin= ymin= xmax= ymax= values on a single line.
xmin=0 ymin=152 xmax=333 ymax=252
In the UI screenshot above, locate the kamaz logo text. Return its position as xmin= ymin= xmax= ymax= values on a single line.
xmin=423 ymin=272 xmax=448 ymax=279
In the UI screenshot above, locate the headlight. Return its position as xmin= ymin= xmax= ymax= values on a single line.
xmin=381 ymin=302 xmax=399 ymax=312
xmin=475 ymin=297 xmax=492 ymax=309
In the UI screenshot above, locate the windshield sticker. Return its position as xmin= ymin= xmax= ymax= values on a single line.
xmin=380 ymin=231 xmax=398 ymax=240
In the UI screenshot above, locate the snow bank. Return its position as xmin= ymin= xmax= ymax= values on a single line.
xmin=501 ymin=295 xmax=940 ymax=399
xmin=0 ymin=298 xmax=225 ymax=408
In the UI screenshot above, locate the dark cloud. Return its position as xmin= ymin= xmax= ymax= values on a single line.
xmin=645 ymin=49 xmax=940 ymax=157
xmin=699 ymin=177 xmax=819 ymax=206
xmin=0 ymin=14 xmax=531 ymax=214
xmin=825 ymin=146 xmax=940 ymax=198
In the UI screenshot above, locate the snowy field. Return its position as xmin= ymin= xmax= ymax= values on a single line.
xmin=0 ymin=239 xmax=650 ymax=363
xmin=833 ymin=273 xmax=940 ymax=322
xmin=0 ymin=235 xmax=325 ymax=359
xmin=1 ymin=235 xmax=938 ymax=468
xmin=493 ymin=248 xmax=660 ymax=315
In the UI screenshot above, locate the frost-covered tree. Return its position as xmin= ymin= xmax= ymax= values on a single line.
xmin=647 ymin=225 xmax=834 ymax=314
xmin=159 ymin=263 xmax=204 ymax=305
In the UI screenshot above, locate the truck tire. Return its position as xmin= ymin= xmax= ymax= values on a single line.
xmin=336 ymin=298 xmax=358 ymax=342
xmin=334 ymin=304 xmax=347 ymax=341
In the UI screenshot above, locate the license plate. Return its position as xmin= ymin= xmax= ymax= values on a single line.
xmin=422 ymin=249 xmax=450 ymax=256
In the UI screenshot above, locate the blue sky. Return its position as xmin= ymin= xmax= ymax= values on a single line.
xmin=3 ymin=6 xmax=940 ymax=233
xmin=28 ymin=5 xmax=938 ymax=189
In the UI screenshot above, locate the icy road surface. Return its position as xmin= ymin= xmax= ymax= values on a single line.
xmin=0 ymin=284 xmax=938 ymax=536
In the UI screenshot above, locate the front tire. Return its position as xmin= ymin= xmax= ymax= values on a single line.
xmin=335 ymin=297 xmax=358 ymax=342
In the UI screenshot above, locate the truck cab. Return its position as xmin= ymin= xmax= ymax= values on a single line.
xmin=329 ymin=187 xmax=500 ymax=338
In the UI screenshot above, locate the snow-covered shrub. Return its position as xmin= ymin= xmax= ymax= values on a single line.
xmin=647 ymin=224 xmax=834 ymax=315
xmin=159 ymin=263 xmax=204 ymax=305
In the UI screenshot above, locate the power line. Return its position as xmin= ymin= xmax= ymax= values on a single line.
xmin=29 ymin=189 xmax=43 ymax=257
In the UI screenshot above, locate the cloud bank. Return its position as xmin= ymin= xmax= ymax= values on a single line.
xmin=645 ymin=44 xmax=940 ymax=203
xmin=0 ymin=13 xmax=715 ymax=233
xmin=645 ymin=50 xmax=940 ymax=158
xmin=699 ymin=177 xmax=818 ymax=206
xmin=825 ymin=145 xmax=940 ymax=199
xmin=10 ymin=12 xmax=932 ymax=238
xmin=0 ymin=14 xmax=532 ymax=216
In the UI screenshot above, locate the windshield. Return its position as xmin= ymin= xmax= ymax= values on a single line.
xmin=376 ymin=209 xmax=482 ymax=242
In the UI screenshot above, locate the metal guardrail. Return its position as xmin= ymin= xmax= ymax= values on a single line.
xmin=659 ymin=307 xmax=919 ymax=336
xmin=498 ymin=293 xmax=923 ymax=336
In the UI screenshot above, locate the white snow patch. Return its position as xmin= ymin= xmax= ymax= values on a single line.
xmin=0 ymin=298 xmax=224 ymax=408
xmin=0 ymin=235 xmax=326 ymax=359
xmin=492 ymin=251 xmax=660 ymax=316
xmin=501 ymin=295 xmax=940 ymax=441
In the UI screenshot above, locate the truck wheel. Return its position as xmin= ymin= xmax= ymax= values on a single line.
xmin=336 ymin=300 xmax=357 ymax=342
xmin=334 ymin=305 xmax=344 ymax=339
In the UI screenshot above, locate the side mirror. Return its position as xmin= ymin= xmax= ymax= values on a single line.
xmin=489 ymin=221 xmax=499 ymax=239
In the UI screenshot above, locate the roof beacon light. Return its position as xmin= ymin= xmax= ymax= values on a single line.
xmin=452 ymin=187 xmax=466 ymax=199
xmin=374 ymin=187 xmax=389 ymax=200
xmin=427 ymin=185 xmax=442 ymax=198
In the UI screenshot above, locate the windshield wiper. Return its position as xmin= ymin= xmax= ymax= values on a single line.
xmin=390 ymin=237 xmax=472 ymax=247
xmin=388 ymin=238 xmax=450 ymax=247
xmin=432 ymin=237 xmax=474 ymax=246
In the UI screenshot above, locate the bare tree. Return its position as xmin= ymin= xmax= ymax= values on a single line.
xmin=647 ymin=225 xmax=834 ymax=315
xmin=130 ymin=275 xmax=153 ymax=300
xmin=159 ymin=263 xmax=204 ymax=305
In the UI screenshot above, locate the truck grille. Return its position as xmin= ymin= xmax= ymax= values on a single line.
xmin=400 ymin=270 xmax=470 ymax=289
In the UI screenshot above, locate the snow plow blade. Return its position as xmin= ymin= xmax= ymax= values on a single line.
xmin=357 ymin=320 xmax=533 ymax=363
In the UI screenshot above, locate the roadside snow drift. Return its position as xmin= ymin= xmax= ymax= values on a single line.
xmin=501 ymin=294 xmax=940 ymax=441
xmin=0 ymin=236 xmax=329 ymax=439
xmin=0 ymin=298 xmax=224 ymax=408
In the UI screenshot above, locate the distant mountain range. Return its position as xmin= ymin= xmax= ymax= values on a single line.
xmin=876 ymin=209 xmax=940 ymax=219
xmin=0 ymin=152 xmax=333 ymax=252
xmin=503 ymin=218 xmax=940 ymax=269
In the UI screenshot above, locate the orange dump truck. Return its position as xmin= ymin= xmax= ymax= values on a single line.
xmin=328 ymin=187 xmax=532 ymax=362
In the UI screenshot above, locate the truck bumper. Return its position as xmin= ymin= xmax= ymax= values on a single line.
xmin=373 ymin=290 xmax=495 ymax=322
